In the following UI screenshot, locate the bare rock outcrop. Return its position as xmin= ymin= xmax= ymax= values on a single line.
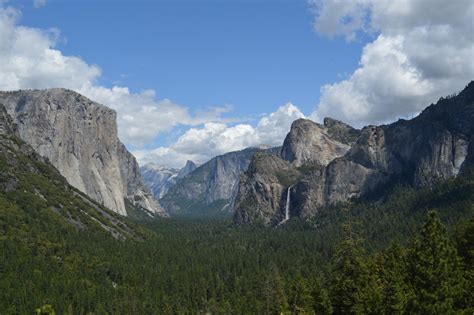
xmin=280 ymin=119 xmax=352 ymax=167
xmin=234 ymin=81 xmax=474 ymax=225
xmin=0 ymin=89 xmax=165 ymax=216
xmin=233 ymin=152 xmax=298 ymax=225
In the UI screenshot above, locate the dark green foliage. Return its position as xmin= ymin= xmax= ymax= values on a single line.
xmin=1 ymin=127 xmax=473 ymax=313
xmin=406 ymin=212 xmax=466 ymax=314
xmin=170 ymin=199 xmax=233 ymax=219
xmin=297 ymin=162 xmax=323 ymax=174
xmin=276 ymin=168 xmax=301 ymax=186
xmin=376 ymin=243 xmax=409 ymax=314
xmin=1 ymin=202 xmax=473 ymax=313
xmin=330 ymin=223 xmax=382 ymax=315
xmin=261 ymin=265 xmax=288 ymax=314
xmin=309 ymin=173 xmax=474 ymax=253
xmin=455 ymin=217 xmax=474 ymax=311
xmin=310 ymin=277 xmax=333 ymax=315
xmin=288 ymin=273 xmax=313 ymax=314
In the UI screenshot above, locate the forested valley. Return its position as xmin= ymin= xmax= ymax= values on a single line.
xmin=1 ymin=172 xmax=473 ymax=314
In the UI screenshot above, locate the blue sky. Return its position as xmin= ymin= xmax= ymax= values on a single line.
xmin=1 ymin=0 xmax=472 ymax=167
xmin=17 ymin=0 xmax=364 ymax=117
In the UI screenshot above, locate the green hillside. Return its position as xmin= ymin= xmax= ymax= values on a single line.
xmin=0 ymin=105 xmax=472 ymax=313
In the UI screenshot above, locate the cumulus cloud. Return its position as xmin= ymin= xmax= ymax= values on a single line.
xmin=0 ymin=5 xmax=306 ymax=167
xmin=310 ymin=0 xmax=474 ymax=127
xmin=0 ymin=6 xmax=230 ymax=146
xmin=134 ymin=103 xmax=305 ymax=168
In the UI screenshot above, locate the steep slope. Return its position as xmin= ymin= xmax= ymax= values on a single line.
xmin=0 ymin=104 xmax=146 ymax=240
xmin=280 ymin=118 xmax=354 ymax=167
xmin=141 ymin=160 xmax=197 ymax=199
xmin=160 ymin=147 xmax=279 ymax=216
xmin=234 ymin=118 xmax=359 ymax=223
xmin=233 ymin=152 xmax=299 ymax=225
xmin=234 ymin=82 xmax=474 ymax=225
xmin=0 ymin=89 xmax=165 ymax=217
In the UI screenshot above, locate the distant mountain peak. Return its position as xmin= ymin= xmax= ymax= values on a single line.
xmin=141 ymin=159 xmax=198 ymax=199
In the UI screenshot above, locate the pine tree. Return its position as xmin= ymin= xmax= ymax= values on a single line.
xmin=407 ymin=211 xmax=466 ymax=314
xmin=262 ymin=266 xmax=288 ymax=314
xmin=377 ymin=243 xmax=408 ymax=314
xmin=311 ymin=277 xmax=332 ymax=315
xmin=288 ymin=273 xmax=313 ymax=314
xmin=329 ymin=223 xmax=381 ymax=315
xmin=454 ymin=216 xmax=474 ymax=311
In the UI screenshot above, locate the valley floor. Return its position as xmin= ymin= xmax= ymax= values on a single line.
xmin=1 ymin=175 xmax=473 ymax=314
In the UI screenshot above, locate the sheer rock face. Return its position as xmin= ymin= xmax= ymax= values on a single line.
xmin=233 ymin=152 xmax=295 ymax=225
xmin=0 ymin=104 xmax=17 ymax=136
xmin=461 ymin=136 xmax=474 ymax=175
xmin=292 ymin=159 xmax=386 ymax=219
xmin=0 ymin=105 xmax=146 ymax=240
xmin=280 ymin=119 xmax=352 ymax=167
xmin=0 ymin=89 xmax=165 ymax=216
xmin=160 ymin=147 xmax=276 ymax=215
xmin=235 ymin=118 xmax=360 ymax=224
xmin=346 ymin=126 xmax=393 ymax=171
xmin=234 ymin=81 xmax=474 ymax=225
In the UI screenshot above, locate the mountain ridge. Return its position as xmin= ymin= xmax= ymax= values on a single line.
xmin=234 ymin=81 xmax=474 ymax=225
xmin=141 ymin=160 xmax=197 ymax=199
xmin=160 ymin=146 xmax=281 ymax=216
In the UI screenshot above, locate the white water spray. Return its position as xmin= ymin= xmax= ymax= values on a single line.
xmin=278 ymin=186 xmax=292 ymax=225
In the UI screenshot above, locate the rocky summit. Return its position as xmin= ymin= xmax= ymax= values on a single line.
xmin=280 ymin=118 xmax=357 ymax=167
xmin=0 ymin=89 xmax=166 ymax=217
xmin=141 ymin=160 xmax=197 ymax=199
xmin=234 ymin=81 xmax=474 ymax=225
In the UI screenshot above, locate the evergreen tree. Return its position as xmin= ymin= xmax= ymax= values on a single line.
xmin=288 ymin=273 xmax=313 ymax=314
xmin=262 ymin=266 xmax=288 ymax=314
xmin=454 ymin=216 xmax=474 ymax=311
xmin=310 ymin=277 xmax=332 ymax=315
xmin=329 ymin=223 xmax=381 ymax=315
xmin=407 ymin=211 xmax=465 ymax=314
xmin=377 ymin=243 xmax=408 ymax=314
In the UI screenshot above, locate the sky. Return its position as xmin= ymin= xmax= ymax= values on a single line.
xmin=1 ymin=0 xmax=473 ymax=167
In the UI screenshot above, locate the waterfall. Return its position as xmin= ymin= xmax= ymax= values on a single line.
xmin=284 ymin=186 xmax=291 ymax=221
xmin=278 ymin=186 xmax=292 ymax=225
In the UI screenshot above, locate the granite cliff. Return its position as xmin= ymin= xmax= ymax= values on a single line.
xmin=160 ymin=147 xmax=280 ymax=216
xmin=234 ymin=82 xmax=474 ymax=225
xmin=0 ymin=104 xmax=145 ymax=239
xmin=0 ymin=89 xmax=165 ymax=217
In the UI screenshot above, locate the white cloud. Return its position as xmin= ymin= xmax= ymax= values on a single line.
xmin=0 ymin=5 xmax=230 ymax=146
xmin=33 ymin=0 xmax=46 ymax=9
xmin=134 ymin=103 xmax=305 ymax=168
xmin=0 ymin=5 xmax=306 ymax=167
xmin=311 ymin=0 xmax=370 ymax=42
xmin=310 ymin=0 xmax=474 ymax=127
